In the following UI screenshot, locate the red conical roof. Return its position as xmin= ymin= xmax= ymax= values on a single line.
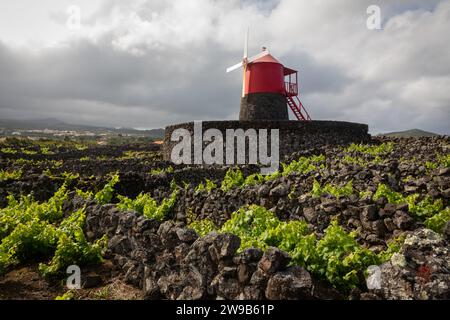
xmin=251 ymin=53 xmax=282 ymax=65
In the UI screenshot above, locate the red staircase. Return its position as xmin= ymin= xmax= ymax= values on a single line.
xmin=284 ymin=81 xmax=311 ymax=121
xmin=286 ymin=95 xmax=311 ymax=121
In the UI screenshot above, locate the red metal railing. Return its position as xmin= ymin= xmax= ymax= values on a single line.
xmin=285 ymin=82 xmax=298 ymax=96
xmin=294 ymin=95 xmax=311 ymax=120
xmin=286 ymin=96 xmax=311 ymax=121
xmin=284 ymin=72 xmax=311 ymax=120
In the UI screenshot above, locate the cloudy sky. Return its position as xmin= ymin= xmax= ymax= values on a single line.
xmin=0 ymin=0 xmax=449 ymax=134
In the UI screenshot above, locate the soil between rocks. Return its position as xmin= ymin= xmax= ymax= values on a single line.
xmin=0 ymin=260 xmax=143 ymax=300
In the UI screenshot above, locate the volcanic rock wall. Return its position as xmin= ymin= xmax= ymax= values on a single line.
xmin=163 ymin=120 xmax=370 ymax=163
xmin=239 ymin=93 xmax=289 ymax=120
xmin=79 ymin=196 xmax=449 ymax=300
xmin=80 ymin=197 xmax=342 ymax=300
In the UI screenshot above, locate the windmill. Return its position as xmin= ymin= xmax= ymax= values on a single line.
xmin=226 ymin=28 xmax=311 ymax=121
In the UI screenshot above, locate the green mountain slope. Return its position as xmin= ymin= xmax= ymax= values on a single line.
xmin=379 ymin=129 xmax=439 ymax=138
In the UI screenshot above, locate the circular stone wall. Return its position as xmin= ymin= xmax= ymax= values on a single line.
xmin=163 ymin=120 xmax=370 ymax=163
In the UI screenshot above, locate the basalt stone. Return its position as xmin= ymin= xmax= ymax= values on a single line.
xmin=143 ymin=275 xmax=161 ymax=300
xmin=384 ymin=218 xmax=397 ymax=232
xmin=209 ymin=233 xmax=241 ymax=261
xmin=174 ymin=243 xmax=191 ymax=262
xmin=404 ymin=185 xmax=418 ymax=193
xmin=438 ymin=168 xmax=450 ymax=176
xmin=124 ymin=261 xmax=144 ymax=288
xmin=375 ymin=196 xmax=388 ymax=206
xmin=108 ymin=235 xmax=133 ymax=255
xmin=269 ymin=184 xmax=290 ymax=197
xmin=242 ymin=285 xmax=264 ymax=300
xmin=177 ymin=285 xmax=205 ymax=300
xmin=113 ymin=254 xmax=129 ymax=269
xmin=157 ymin=221 xmax=180 ymax=248
xmin=360 ymin=293 xmax=382 ymax=300
xmin=177 ymin=267 xmax=206 ymax=300
xmin=141 ymin=233 xmax=161 ymax=249
xmin=258 ymin=247 xmax=291 ymax=274
xmin=240 ymin=93 xmax=289 ymax=121
xmin=176 ymin=228 xmax=198 ymax=243
xmin=442 ymin=188 xmax=450 ymax=198
xmin=212 ymin=275 xmax=241 ymax=300
xmin=237 ymin=263 xmax=257 ymax=284
xmin=384 ymin=203 xmax=397 ymax=215
xmin=315 ymin=211 xmax=331 ymax=232
xmin=135 ymin=217 xmax=160 ymax=234
xmin=396 ymin=203 xmax=409 ymax=212
xmin=265 ymin=266 xmax=313 ymax=300
xmin=233 ymin=248 xmax=264 ymax=264
xmin=347 ymin=217 xmax=362 ymax=229
xmin=360 ymin=205 xmax=378 ymax=229
xmin=303 ymin=207 xmax=317 ymax=223
xmin=366 ymin=234 xmax=384 ymax=245
xmin=157 ymin=273 xmax=184 ymax=300
xmin=378 ymin=208 xmax=393 ymax=218
xmin=130 ymin=249 xmax=151 ymax=262
xmin=311 ymin=280 xmax=344 ymax=300
xmin=257 ymin=184 xmax=271 ymax=197
xmin=393 ymin=211 xmax=415 ymax=230
xmin=373 ymin=229 xmax=450 ymax=300
xmin=444 ymin=221 xmax=450 ymax=241
xmin=217 ymin=263 xmax=236 ymax=276
xmin=372 ymin=220 xmax=388 ymax=238
xmin=250 ymin=268 xmax=271 ymax=288
xmin=321 ymin=199 xmax=339 ymax=214
xmin=85 ymin=215 xmax=101 ymax=240
xmin=116 ymin=212 xmax=136 ymax=234
xmin=370 ymin=245 xmax=386 ymax=254
xmin=427 ymin=188 xmax=441 ymax=198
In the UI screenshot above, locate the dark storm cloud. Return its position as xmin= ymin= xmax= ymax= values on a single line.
xmin=281 ymin=52 xmax=353 ymax=94
xmin=0 ymin=37 xmax=243 ymax=126
xmin=0 ymin=35 xmax=346 ymax=128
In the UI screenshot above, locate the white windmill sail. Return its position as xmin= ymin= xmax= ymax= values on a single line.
xmin=226 ymin=27 xmax=270 ymax=97
xmin=226 ymin=50 xmax=270 ymax=73
xmin=244 ymin=25 xmax=249 ymax=59
xmin=242 ymin=26 xmax=249 ymax=97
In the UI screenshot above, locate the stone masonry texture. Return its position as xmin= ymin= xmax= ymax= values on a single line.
xmin=163 ymin=120 xmax=370 ymax=163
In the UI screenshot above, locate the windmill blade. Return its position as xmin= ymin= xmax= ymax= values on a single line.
xmin=242 ymin=62 xmax=247 ymax=97
xmin=227 ymin=50 xmax=270 ymax=73
xmin=247 ymin=50 xmax=269 ymax=64
xmin=226 ymin=61 xmax=243 ymax=73
xmin=244 ymin=26 xmax=249 ymax=59
xmin=227 ymin=27 xmax=250 ymax=73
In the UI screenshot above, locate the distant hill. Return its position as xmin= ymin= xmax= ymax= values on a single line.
xmin=0 ymin=118 xmax=165 ymax=138
xmin=379 ymin=129 xmax=439 ymax=138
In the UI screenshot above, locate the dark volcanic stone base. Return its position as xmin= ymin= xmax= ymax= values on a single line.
xmin=163 ymin=120 xmax=370 ymax=163
xmin=240 ymin=93 xmax=288 ymax=120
